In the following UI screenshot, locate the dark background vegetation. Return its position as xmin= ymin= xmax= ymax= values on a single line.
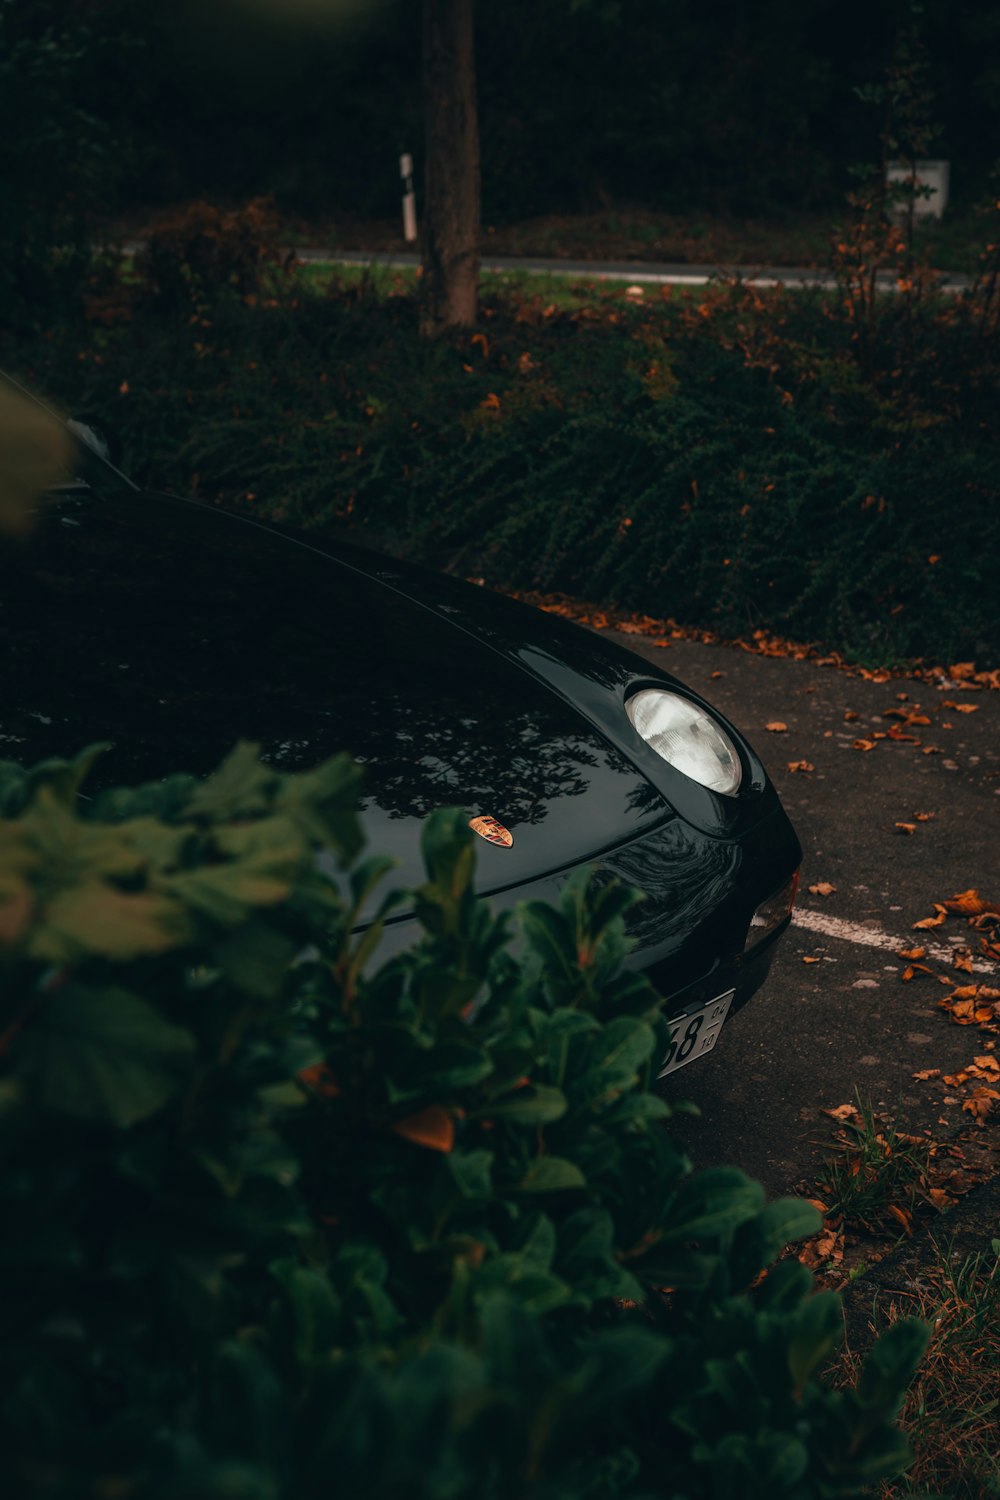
xmin=4 ymin=0 xmax=1000 ymax=227
xmin=2 ymin=0 xmax=998 ymax=667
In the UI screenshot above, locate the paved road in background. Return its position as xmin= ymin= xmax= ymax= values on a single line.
xmin=290 ymin=246 xmax=973 ymax=294
xmin=599 ymin=629 xmax=998 ymax=1199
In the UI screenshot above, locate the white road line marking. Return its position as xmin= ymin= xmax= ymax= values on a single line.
xmin=792 ymin=908 xmax=998 ymax=975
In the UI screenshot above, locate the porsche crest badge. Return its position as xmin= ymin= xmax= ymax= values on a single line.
xmin=469 ymin=815 xmax=514 ymax=848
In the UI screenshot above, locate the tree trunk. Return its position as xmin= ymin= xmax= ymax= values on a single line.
xmin=420 ymin=0 xmax=480 ymax=337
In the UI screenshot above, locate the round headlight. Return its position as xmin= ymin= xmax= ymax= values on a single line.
xmin=626 ymin=688 xmax=742 ymax=796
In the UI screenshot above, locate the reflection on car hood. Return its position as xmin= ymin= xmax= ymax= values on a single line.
xmin=0 ymin=488 xmax=672 ymax=897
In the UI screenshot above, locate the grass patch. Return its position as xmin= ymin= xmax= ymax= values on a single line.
xmin=297 ymin=259 xmax=683 ymax=313
xmin=839 ymin=1239 xmax=1000 ymax=1499
xmin=818 ymin=1098 xmax=932 ymax=1236
xmin=250 ymin=206 xmax=992 ymax=276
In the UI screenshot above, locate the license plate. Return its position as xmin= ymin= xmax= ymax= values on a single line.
xmin=657 ymin=989 xmax=734 ymax=1079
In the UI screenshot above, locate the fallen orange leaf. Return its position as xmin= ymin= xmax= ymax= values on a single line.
xmin=809 ymin=882 xmax=837 ymax=896
xmin=951 ymin=984 xmax=985 ymax=1001
xmin=802 ymin=955 xmax=821 ymax=964
xmin=298 ymin=1063 xmax=341 ymax=1099
xmin=898 ymin=946 xmax=926 ymax=961
xmin=943 ymin=889 xmax=1000 ymax=918
xmin=787 ymin=759 xmax=815 ymax=773
xmin=962 ymin=1088 xmax=1000 ymax=1123
xmin=895 ymin=822 xmax=917 ymax=835
xmin=888 ymin=1204 xmax=914 ymax=1235
xmin=390 ymin=1105 xmax=455 ymax=1152
xmin=852 ymin=738 xmax=878 ymax=752
xmin=766 ymin=721 xmax=788 ymax=732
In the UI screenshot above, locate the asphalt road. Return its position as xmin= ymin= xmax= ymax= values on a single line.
xmin=602 ymin=628 xmax=999 ymax=1200
xmin=287 ymin=246 xmax=973 ymax=294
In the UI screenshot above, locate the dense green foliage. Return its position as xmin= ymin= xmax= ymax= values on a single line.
xmin=9 ymin=219 xmax=999 ymax=665
xmin=0 ymin=742 xmax=928 ymax=1498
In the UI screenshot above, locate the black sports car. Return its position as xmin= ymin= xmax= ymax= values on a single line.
xmin=0 ymin=393 xmax=801 ymax=1081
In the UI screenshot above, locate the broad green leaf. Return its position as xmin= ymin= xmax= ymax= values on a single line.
xmin=17 ymin=982 xmax=196 ymax=1126
xmin=161 ymin=851 xmax=296 ymax=926
xmin=277 ymin=751 xmax=364 ymax=864
xmin=348 ymin=855 xmax=397 ymax=916
xmin=600 ymin=1092 xmax=670 ymax=1124
xmin=631 ymin=1243 xmax=721 ymax=1291
xmin=857 ymin=1317 xmax=930 ymax=1414
xmin=24 ymin=786 xmax=146 ymax=883
xmin=332 ymin=1244 xmax=402 ymax=1339
xmin=271 ymin=1262 xmax=341 ymax=1368
xmin=730 ymin=1197 xmax=822 ymax=1285
xmin=755 ymin=1259 xmax=814 ymax=1312
xmin=590 ymin=878 xmax=644 ymax=930
xmin=405 ymin=1040 xmax=493 ymax=1092
xmin=14 ymin=742 xmax=112 ymax=811
xmin=445 ymin=1149 xmax=495 ymax=1199
xmin=111 ymin=815 xmax=189 ymax=869
xmin=29 ymin=881 xmax=187 ymax=963
xmin=473 ymin=1084 xmax=567 ymax=1125
xmin=474 ymin=1256 xmax=572 ymax=1314
xmin=214 ymin=922 xmax=299 ymax=999
xmin=518 ymin=1212 xmax=557 ymax=1270
xmin=659 ymin=1167 xmax=766 ymax=1242
xmin=183 ymin=740 xmax=276 ymax=821
xmin=584 ymin=1328 xmax=670 ymax=1405
xmin=516 ymin=1157 xmax=586 ymax=1193
xmin=211 ymin=1340 xmax=289 ymax=1466
xmin=839 ymin=1426 xmax=917 ymax=1487
xmin=787 ymin=1290 xmax=843 ymax=1393
xmin=520 ymin=901 xmax=576 ymax=975
xmin=533 ymin=1010 xmax=601 ymax=1044
xmin=593 ymin=1015 xmax=656 ymax=1075
xmin=758 ymin=1431 xmax=809 ymax=1488
xmin=420 ymin=808 xmax=476 ymax=901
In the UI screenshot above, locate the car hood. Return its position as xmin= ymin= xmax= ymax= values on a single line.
xmin=0 ymin=488 xmax=672 ymax=899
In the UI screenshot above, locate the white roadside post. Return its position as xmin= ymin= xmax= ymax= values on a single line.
xmin=400 ymin=153 xmax=417 ymax=242
xmin=885 ymin=159 xmax=951 ymax=222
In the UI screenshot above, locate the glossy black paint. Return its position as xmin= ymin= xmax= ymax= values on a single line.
xmin=0 ymin=404 xmax=801 ymax=1022
xmin=2 ymin=485 xmax=672 ymax=904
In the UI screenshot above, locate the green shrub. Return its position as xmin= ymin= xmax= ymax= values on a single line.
xmin=0 ymin=742 xmax=927 ymax=1498
xmin=8 ymin=263 xmax=998 ymax=665
xmin=133 ymin=199 xmax=288 ymax=317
